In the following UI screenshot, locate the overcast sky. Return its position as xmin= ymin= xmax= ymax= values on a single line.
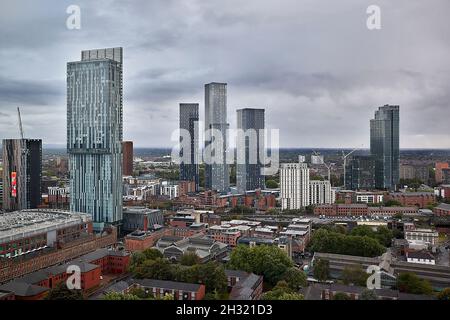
xmin=0 ymin=0 xmax=449 ymax=148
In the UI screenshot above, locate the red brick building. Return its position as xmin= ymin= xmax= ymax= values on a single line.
xmin=434 ymin=203 xmax=450 ymax=216
xmin=124 ymin=228 xmax=172 ymax=252
xmin=178 ymin=180 xmax=196 ymax=196
xmin=122 ymin=141 xmax=134 ymax=176
xmin=130 ymin=279 xmax=206 ymax=300
xmin=435 ymin=162 xmax=449 ymax=184
xmin=314 ymin=204 xmax=369 ymax=216
xmin=385 ymin=192 xmax=436 ymax=208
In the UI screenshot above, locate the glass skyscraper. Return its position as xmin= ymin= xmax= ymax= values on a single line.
xmin=67 ymin=47 xmax=123 ymax=229
xmin=2 ymin=139 xmax=42 ymax=211
xmin=236 ymin=108 xmax=265 ymax=193
xmin=204 ymin=82 xmax=229 ymax=193
xmin=370 ymin=105 xmax=400 ymax=190
xmin=345 ymin=155 xmax=375 ymax=191
xmin=179 ymin=103 xmax=199 ymax=191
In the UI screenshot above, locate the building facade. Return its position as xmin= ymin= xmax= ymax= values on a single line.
xmin=204 ymin=82 xmax=229 ymax=193
xmin=67 ymin=47 xmax=123 ymax=229
xmin=236 ymin=108 xmax=265 ymax=193
xmin=280 ymin=161 xmax=310 ymax=210
xmin=370 ymin=105 xmax=400 ymax=190
xmin=2 ymin=139 xmax=42 ymax=211
xmin=309 ymin=180 xmax=332 ymax=205
xmin=345 ymin=155 xmax=375 ymax=190
xmin=179 ymin=103 xmax=199 ymax=191
xmin=122 ymin=141 xmax=133 ymax=176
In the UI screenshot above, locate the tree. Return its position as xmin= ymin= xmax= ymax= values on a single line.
xmin=333 ymin=292 xmax=351 ymax=300
xmin=142 ymin=248 xmax=163 ymax=260
xmin=309 ymin=228 xmax=385 ymax=257
xmin=281 ymin=267 xmax=307 ymax=290
xmin=180 ymin=252 xmax=201 ymax=266
xmin=437 ymin=288 xmax=450 ymax=300
xmin=103 ymin=292 xmax=141 ymax=300
xmin=360 ymin=289 xmax=378 ymax=300
xmin=228 ymin=245 xmax=294 ymax=286
xmin=45 ymin=283 xmax=84 ymax=300
xmin=313 ymin=258 xmax=330 ymax=282
xmin=397 ymin=273 xmax=433 ymax=295
xmin=265 ymin=180 xmax=279 ymax=189
xmin=341 ymin=264 xmax=369 ymax=286
xmin=384 ymin=200 xmax=402 ymax=207
xmin=350 ymin=225 xmax=393 ymax=247
xmin=261 ymin=281 xmax=304 ymax=300
xmin=133 ymin=257 xmax=173 ymax=280
xmin=188 ymin=262 xmax=228 ymax=294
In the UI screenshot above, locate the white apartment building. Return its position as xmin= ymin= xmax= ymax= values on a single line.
xmin=280 ymin=162 xmax=310 ymax=210
xmin=309 ymin=180 xmax=332 ymax=205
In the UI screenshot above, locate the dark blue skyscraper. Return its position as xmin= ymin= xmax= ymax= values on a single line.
xmin=179 ymin=103 xmax=199 ymax=191
xmin=370 ymin=105 xmax=400 ymax=190
xmin=236 ymin=108 xmax=265 ymax=193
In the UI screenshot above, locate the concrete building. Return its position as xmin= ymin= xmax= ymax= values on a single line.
xmin=67 ymin=47 xmax=123 ymax=230
xmin=280 ymin=161 xmax=310 ymax=210
xmin=122 ymin=141 xmax=133 ymax=176
xmin=236 ymin=108 xmax=265 ymax=193
xmin=179 ymin=103 xmax=199 ymax=191
xmin=204 ymin=82 xmax=229 ymax=193
xmin=435 ymin=162 xmax=449 ymax=184
xmin=2 ymin=139 xmax=42 ymax=211
xmin=309 ymin=180 xmax=332 ymax=205
xmin=370 ymin=105 xmax=400 ymax=190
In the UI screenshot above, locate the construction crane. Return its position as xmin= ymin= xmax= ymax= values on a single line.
xmin=312 ymin=150 xmax=332 ymax=181
xmin=17 ymin=107 xmax=24 ymax=139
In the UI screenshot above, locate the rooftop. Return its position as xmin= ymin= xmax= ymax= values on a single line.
xmin=135 ymin=279 xmax=203 ymax=292
xmin=0 ymin=209 xmax=92 ymax=243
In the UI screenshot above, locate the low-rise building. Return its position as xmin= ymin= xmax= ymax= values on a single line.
xmin=130 ymin=279 xmax=205 ymax=300
xmin=385 ymin=192 xmax=436 ymax=209
xmin=225 ymin=270 xmax=263 ymax=300
xmin=406 ymin=251 xmax=436 ymax=265
xmin=405 ymin=228 xmax=439 ymax=245
xmin=433 ymin=203 xmax=450 ymax=216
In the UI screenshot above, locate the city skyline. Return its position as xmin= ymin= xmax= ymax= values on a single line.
xmin=1 ymin=1 xmax=450 ymax=149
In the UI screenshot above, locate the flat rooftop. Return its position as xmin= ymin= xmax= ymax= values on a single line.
xmin=0 ymin=209 xmax=92 ymax=243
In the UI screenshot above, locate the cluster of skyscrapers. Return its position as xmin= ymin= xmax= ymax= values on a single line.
xmin=179 ymin=83 xmax=267 ymax=195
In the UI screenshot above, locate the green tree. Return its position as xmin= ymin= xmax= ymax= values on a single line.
xmin=341 ymin=264 xmax=369 ymax=286
xmin=45 ymin=283 xmax=84 ymax=300
xmin=189 ymin=262 xmax=228 ymax=294
xmin=180 ymin=252 xmax=201 ymax=266
xmin=103 ymin=292 xmax=141 ymax=300
xmin=360 ymin=289 xmax=378 ymax=300
xmin=265 ymin=179 xmax=279 ymax=189
xmin=281 ymin=267 xmax=307 ymax=290
xmin=384 ymin=200 xmax=402 ymax=207
xmin=142 ymin=248 xmax=164 ymax=260
xmin=397 ymin=273 xmax=433 ymax=295
xmin=437 ymin=288 xmax=450 ymax=300
xmin=333 ymin=292 xmax=351 ymax=300
xmin=133 ymin=257 xmax=173 ymax=280
xmin=228 ymin=245 xmax=294 ymax=286
xmin=261 ymin=281 xmax=304 ymax=300
xmin=313 ymin=258 xmax=330 ymax=282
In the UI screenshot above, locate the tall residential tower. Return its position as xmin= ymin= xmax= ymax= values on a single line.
xmin=236 ymin=108 xmax=265 ymax=193
xmin=67 ymin=47 xmax=123 ymax=229
xmin=179 ymin=103 xmax=199 ymax=191
xmin=2 ymin=139 xmax=42 ymax=211
xmin=204 ymin=82 xmax=229 ymax=193
xmin=370 ymin=105 xmax=400 ymax=190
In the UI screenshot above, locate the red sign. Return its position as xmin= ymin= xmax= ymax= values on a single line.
xmin=11 ymin=172 xmax=17 ymax=197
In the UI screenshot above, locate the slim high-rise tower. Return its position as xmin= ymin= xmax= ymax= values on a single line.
xmin=370 ymin=105 xmax=400 ymax=190
xmin=67 ymin=47 xmax=123 ymax=229
xmin=204 ymin=82 xmax=229 ymax=193
xmin=179 ymin=103 xmax=199 ymax=191
xmin=236 ymin=108 xmax=265 ymax=193
xmin=122 ymin=141 xmax=133 ymax=176
xmin=2 ymin=139 xmax=42 ymax=211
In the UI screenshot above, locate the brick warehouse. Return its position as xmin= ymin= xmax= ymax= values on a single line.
xmin=384 ymin=192 xmax=436 ymax=208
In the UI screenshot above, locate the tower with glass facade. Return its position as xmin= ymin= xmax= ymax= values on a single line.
xmin=236 ymin=108 xmax=265 ymax=193
xmin=370 ymin=105 xmax=400 ymax=190
xmin=67 ymin=47 xmax=123 ymax=229
xmin=179 ymin=103 xmax=199 ymax=191
xmin=204 ymin=82 xmax=229 ymax=193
